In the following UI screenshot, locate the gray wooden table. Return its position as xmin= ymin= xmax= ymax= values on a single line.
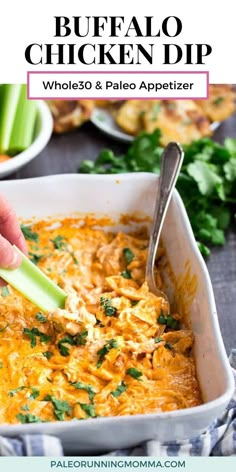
xmin=7 ymin=114 xmax=236 ymax=354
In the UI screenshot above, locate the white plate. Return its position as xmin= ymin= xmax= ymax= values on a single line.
xmin=0 ymin=173 xmax=234 ymax=454
xmin=91 ymin=107 xmax=220 ymax=143
xmin=0 ymin=101 xmax=53 ymax=179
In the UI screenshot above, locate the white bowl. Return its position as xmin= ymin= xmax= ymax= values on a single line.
xmin=0 ymin=101 xmax=53 ymax=179
xmin=0 ymin=173 xmax=234 ymax=454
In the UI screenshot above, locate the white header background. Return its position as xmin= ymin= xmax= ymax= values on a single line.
xmin=0 ymin=0 xmax=235 ymax=83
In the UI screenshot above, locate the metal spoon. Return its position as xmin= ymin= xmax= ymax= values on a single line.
xmin=145 ymin=142 xmax=184 ymax=300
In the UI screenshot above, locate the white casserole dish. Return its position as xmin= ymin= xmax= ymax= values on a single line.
xmin=0 ymin=173 xmax=234 ymax=454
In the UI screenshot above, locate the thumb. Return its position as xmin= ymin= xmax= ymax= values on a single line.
xmin=0 ymin=235 xmax=22 ymax=269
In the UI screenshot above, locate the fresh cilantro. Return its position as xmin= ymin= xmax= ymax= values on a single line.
xmin=157 ymin=313 xmax=179 ymax=330
xmin=96 ymin=339 xmax=118 ymax=368
xmin=20 ymin=225 xmax=39 ymax=242
xmin=58 ymin=343 xmax=70 ymax=357
xmin=95 ymin=319 xmax=104 ymax=327
xmin=111 ymin=381 xmax=127 ymax=398
xmin=16 ymin=413 xmax=42 ymax=424
xmin=70 ymin=381 xmax=96 ymax=402
xmin=74 ymin=330 xmax=88 ymax=346
xmin=36 ymin=312 xmax=47 ymax=323
xmin=154 ymin=337 xmax=163 ymax=343
xmin=70 ymin=252 xmax=79 ymax=265
xmin=164 ymin=342 xmax=173 ymax=350
xmin=78 ymin=402 xmax=96 ymax=418
xmin=29 ymin=387 xmax=40 ymax=399
xmin=126 ymin=368 xmax=143 ymax=380
xmin=21 ymin=404 xmax=30 ymax=411
xmin=58 ymin=332 xmax=88 ymax=356
xmin=1 ymin=286 xmax=9 ymax=297
xmin=44 ymin=395 xmax=72 ymax=421
xmin=213 ymin=97 xmax=224 ymax=106
xmin=121 ymin=269 xmax=132 ymax=279
xmin=43 ymin=351 xmax=53 ymax=360
xmin=100 ymin=297 xmax=117 ymax=317
xmin=123 ymin=247 xmax=134 ymax=264
xmin=131 ymin=300 xmax=139 ymax=307
xmin=58 ymin=336 xmax=75 ymax=356
xmin=0 ymin=323 xmax=8 ymax=332
xmin=9 ymin=386 xmax=27 ymax=397
xmin=29 ymin=252 xmax=44 ymax=265
xmin=79 ymin=132 xmax=236 ymax=255
xmin=50 ymin=235 xmax=67 ymax=250
xmin=23 ymin=327 xmax=51 ymax=348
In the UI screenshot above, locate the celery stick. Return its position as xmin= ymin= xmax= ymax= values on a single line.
xmin=0 ymin=246 xmax=67 ymax=312
xmin=8 ymin=84 xmax=38 ymax=156
xmin=0 ymin=84 xmax=21 ymax=154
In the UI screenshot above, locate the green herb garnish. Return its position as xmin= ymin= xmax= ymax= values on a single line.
xmin=157 ymin=313 xmax=179 ymax=330
xmin=21 ymin=404 xmax=30 ymax=411
xmin=96 ymin=339 xmax=118 ymax=368
xmin=0 ymin=323 xmax=8 ymax=332
xmin=70 ymin=381 xmax=96 ymax=402
xmin=50 ymin=235 xmax=67 ymax=250
xmin=29 ymin=252 xmax=44 ymax=265
xmin=78 ymin=402 xmax=96 ymax=418
xmin=58 ymin=335 xmax=75 ymax=356
xmin=23 ymin=327 xmax=51 ymax=348
xmin=126 ymin=368 xmax=143 ymax=380
xmin=9 ymin=386 xmax=27 ymax=397
xmin=44 ymin=395 xmax=72 ymax=421
xmin=58 ymin=332 xmax=88 ymax=356
xmin=213 ymin=97 xmax=224 ymax=106
xmin=80 ymin=132 xmax=236 ymax=256
xmin=43 ymin=351 xmax=53 ymax=360
xmin=16 ymin=413 xmax=42 ymax=424
xmin=131 ymin=300 xmax=139 ymax=307
xmin=164 ymin=342 xmax=173 ymax=350
xmin=1 ymin=286 xmax=9 ymax=297
xmin=74 ymin=330 xmax=88 ymax=346
xmin=123 ymin=247 xmax=134 ymax=264
xmin=20 ymin=224 xmax=39 ymax=242
xmin=36 ymin=312 xmax=47 ymax=323
xmin=70 ymin=252 xmax=79 ymax=265
xmin=154 ymin=337 xmax=163 ymax=343
xmin=121 ymin=269 xmax=132 ymax=279
xmin=100 ymin=297 xmax=117 ymax=317
xmin=111 ymin=381 xmax=127 ymax=398
xmin=29 ymin=387 xmax=40 ymax=399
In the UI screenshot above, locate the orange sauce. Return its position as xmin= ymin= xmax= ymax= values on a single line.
xmin=0 ymin=216 xmax=202 ymax=424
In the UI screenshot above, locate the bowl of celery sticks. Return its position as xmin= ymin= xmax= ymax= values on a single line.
xmin=0 ymin=84 xmax=53 ymax=178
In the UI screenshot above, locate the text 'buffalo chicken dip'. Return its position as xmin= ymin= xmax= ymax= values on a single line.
xmin=0 ymin=217 xmax=202 ymax=424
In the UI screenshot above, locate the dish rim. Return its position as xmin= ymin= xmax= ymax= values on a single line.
xmin=91 ymin=106 xmax=220 ymax=143
xmin=0 ymin=172 xmax=234 ymax=431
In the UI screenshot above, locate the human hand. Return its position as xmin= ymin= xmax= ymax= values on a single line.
xmin=0 ymin=194 xmax=27 ymax=286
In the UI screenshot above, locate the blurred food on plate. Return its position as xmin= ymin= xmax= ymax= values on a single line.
xmin=197 ymin=85 xmax=235 ymax=122
xmin=47 ymin=85 xmax=235 ymax=145
xmin=47 ymin=100 xmax=94 ymax=133
xmin=94 ymin=85 xmax=236 ymax=145
xmin=115 ymin=99 xmax=211 ymax=146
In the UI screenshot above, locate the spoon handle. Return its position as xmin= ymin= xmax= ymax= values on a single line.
xmin=146 ymin=142 xmax=184 ymax=294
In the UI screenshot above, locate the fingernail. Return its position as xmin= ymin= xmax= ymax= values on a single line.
xmin=8 ymin=250 xmax=22 ymax=269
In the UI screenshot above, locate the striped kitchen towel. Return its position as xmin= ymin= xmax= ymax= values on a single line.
xmin=0 ymin=350 xmax=236 ymax=457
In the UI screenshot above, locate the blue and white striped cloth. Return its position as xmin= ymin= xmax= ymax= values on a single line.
xmin=1 ymin=350 xmax=236 ymax=457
